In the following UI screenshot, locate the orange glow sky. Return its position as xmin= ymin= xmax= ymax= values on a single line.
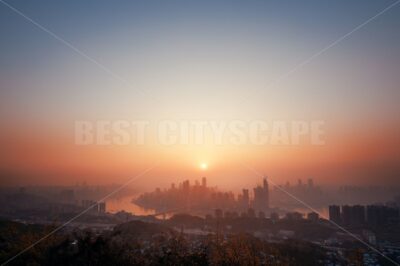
xmin=1 ymin=1 xmax=400 ymax=188
xmin=1 ymin=118 xmax=399 ymax=189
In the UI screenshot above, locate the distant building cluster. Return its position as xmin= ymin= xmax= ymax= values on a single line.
xmin=134 ymin=177 xmax=270 ymax=215
xmin=82 ymin=200 xmax=106 ymax=214
xmin=53 ymin=188 xmax=107 ymax=214
xmin=329 ymin=204 xmax=399 ymax=227
xmin=271 ymin=178 xmax=324 ymax=208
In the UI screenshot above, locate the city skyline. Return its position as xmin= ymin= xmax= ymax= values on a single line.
xmin=0 ymin=0 xmax=400 ymax=187
xmin=1 ymin=1 xmax=400 ymax=264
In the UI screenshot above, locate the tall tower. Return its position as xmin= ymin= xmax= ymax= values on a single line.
xmin=241 ymin=189 xmax=250 ymax=209
xmin=253 ymin=177 xmax=270 ymax=212
xmin=263 ymin=177 xmax=269 ymax=209
xmin=263 ymin=177 xmax=269 ymax=191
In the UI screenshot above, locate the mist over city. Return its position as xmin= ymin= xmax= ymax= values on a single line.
xmin=1 ymin=0 xmax=400 ymax=265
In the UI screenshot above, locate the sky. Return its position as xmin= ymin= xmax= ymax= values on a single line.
xmin=0 ymin=0 xmax=399 ymax=189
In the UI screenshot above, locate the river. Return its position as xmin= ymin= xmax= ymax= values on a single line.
xmin=106 ymin=195 xmax=156 ymax=216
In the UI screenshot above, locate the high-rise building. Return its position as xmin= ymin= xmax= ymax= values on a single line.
xmin=263 ymin=178 xmax=269 ymax=192
xmin=352 ymin=205 xmax=366 ymax=225
xmin=341 ymin=205 xmax=351 ymax=225
xmin=341 ymin=205 xmax=365 ymax=226
xmin=253 ymin=177 xmax=269 ymax=211
xmin=329 ymin=205 xmax=341 ymax=224
xmin=329 ymin=204 xmax=397 ymax=227
xmin=202 ymin=177 xmax=207 ymax=187
xmin=264 ymin=177 xmax=269 ymax=209
xmin=182 ymin=180 xmax=190 ymax=191
xmin=253 ymin=186 xmax=264 ymax=210
xmin=366 ymin=205 xmax=399 ymax=226
xmin=242 ymin=189 xmax=250 ymax=209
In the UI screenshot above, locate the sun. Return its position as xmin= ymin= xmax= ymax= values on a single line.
xmin=200 ymin=163 xmax=208 ymax=170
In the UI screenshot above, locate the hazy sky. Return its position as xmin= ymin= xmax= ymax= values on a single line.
xmin=0 ymin=0 xmax=399 ymax=188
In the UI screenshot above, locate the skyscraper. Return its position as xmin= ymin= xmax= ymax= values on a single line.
xmin=239 ymin=189 xmax=250 ymax=210
xmin=253 ymin=177 xmax=269 ymax=211
xmin=264 ymin=177 xmax=270 ymax=209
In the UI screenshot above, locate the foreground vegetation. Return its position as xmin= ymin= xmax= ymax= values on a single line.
xmin=0 ymin=220 xmax=342 ymax=265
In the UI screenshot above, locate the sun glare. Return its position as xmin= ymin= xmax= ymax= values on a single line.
xmin=200 ymin=163 xmax=208 ymax=170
